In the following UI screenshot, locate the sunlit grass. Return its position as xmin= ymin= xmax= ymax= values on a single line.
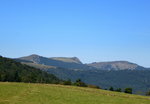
xmin=0 ymin=82 xmax=150 ymax=104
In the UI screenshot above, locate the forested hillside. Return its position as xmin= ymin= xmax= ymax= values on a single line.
xmin=0 ymin=56 xmax=60 ymax=84
xmin=46 ymin=68 xmax=150 ymax=94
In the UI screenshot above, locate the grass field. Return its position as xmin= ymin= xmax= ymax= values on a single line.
xmin=0 ymin=82 xmax=150 ymax=104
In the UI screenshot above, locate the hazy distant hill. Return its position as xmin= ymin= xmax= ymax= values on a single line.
xmin=87 ymin=61 xmax=145 ymax=70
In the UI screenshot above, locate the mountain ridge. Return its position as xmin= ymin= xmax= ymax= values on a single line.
xmin=87 ymin=61 xmax=146 ymax=70
xmin=16 ymin=54 xmax=149 ymax=71
xmin=16 ymin=54 xmax=95 ymax=71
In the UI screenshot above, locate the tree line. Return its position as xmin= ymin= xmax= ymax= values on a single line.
xmin=62 ymin=79 xmax=133 ymax=94
xmin=107 ymin=86 xmax=132 ymax=94
xmin=62 ymin=79 xmax=150 ymax=96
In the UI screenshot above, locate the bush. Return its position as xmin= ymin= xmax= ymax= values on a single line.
xmin=124 ymin=88 xmax=132 ymax=94
xmin=74 ymin=79 xmax=87 ymax=87
xmin=109 ymin=87 xmax=114 ymax=91
xmin=63 ymin=79 xmax=72 ymax=85
xmin=146 ymin=90 xmax=150 ymax=96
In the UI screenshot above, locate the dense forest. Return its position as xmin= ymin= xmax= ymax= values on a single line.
xmin=0 ymin=56 xmax=60 ymax=84
xmin=45 ymin=67 xmax=150 ymax=94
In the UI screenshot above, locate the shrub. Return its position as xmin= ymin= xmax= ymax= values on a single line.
xmin=74 ymin=79 xmax=87 ymax=87
xmin=146 ymin=90 xmax=150 ymax=96
xmin=124 ymin=88 xmax=132 ymax=94
xmin=63 ymin=79 xmax=72 ymax=85
xmin=109 ymin=87 xmax=114 ymax=91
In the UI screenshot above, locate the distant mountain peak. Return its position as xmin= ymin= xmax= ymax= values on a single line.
xmin=20 ymin=54 xmax=82 ymax=64
xmin=88 ymin=61 xmax=144 ymax=70
xmin=17 ymin=54 xmax=90 ymax=70
xmin=19 ymin=54 xmax=42 ymax=64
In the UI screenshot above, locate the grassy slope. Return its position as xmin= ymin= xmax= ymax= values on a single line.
xmin=0 ymin=82 xmax=150 ymax=104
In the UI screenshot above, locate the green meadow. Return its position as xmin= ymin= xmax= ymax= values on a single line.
xmin=0 ymin=82 xmax=150 ymax=104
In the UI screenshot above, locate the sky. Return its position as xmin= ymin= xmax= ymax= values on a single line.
xmin=0 ymin=0 xmax=150 ymax=67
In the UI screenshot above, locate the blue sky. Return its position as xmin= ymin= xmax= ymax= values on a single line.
xmin=0 ymin=0 xmax=150 ymax=67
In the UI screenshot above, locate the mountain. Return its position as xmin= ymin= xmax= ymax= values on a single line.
xmin=17 ymin=54 xmax=148 ymax=71
xmin=0 ymin=56 xmax=60 ymax=83
xmin=87 ymin=61 xmax=145 ymax=70
xmin=14 ymin=54 xmax=150 ymax=94
xmin=16 ymin=54 xmax=95 ymax=71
